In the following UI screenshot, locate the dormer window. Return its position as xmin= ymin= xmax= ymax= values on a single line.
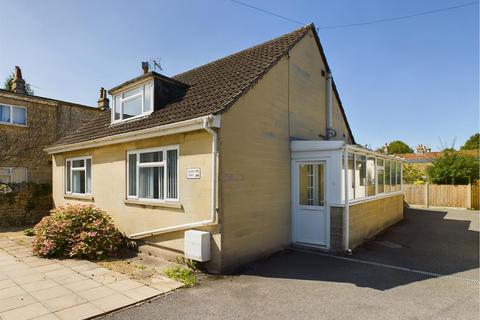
xmin=108 ymin=69 xmax=189 ymax=125
xmin=112 ymin=81 xmax=153 ymax=122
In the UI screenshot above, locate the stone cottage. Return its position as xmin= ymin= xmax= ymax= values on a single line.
xmin=0 ymin=67 xmax=104 ymax=184
xmin=46 ymin=24 xmax=404 ymax=273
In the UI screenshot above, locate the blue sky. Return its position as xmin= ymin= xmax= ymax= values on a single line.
xmin=0 ymin=0 xmax=478 ymax=150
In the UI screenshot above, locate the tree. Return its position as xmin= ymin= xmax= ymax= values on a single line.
xmin=402 ymin=164 xmax=426 ymax=184
xmin=385 ymin=140 xmax=413 ymax=155
xmin=460 ymin=133 xmax=480 ymax=150
xmin=3 ymin=73 xmax=35 ymax=95
xmin=427 ymin=151 xmax=479 ymax=185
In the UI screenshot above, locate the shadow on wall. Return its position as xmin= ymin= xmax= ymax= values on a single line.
xmin=0 ymin=183 xmax=53 ymax=227
xmin=239 ymin=207 xmax=479 ymax=291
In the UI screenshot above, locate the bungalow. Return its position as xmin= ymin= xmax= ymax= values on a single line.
xmin=45 ymin=24 xmax=404 ymax=273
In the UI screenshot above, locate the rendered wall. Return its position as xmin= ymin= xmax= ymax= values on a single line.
xmin=51 ymin=130 xmax=221 ymax=271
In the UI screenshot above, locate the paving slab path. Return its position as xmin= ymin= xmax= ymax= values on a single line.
xmin=0 ymin=236 xmax=182 ymax=320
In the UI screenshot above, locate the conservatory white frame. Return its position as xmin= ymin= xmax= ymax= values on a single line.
xmin=291 ymin=140 xmax=404 ymax=251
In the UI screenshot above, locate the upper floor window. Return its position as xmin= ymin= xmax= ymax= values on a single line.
xmin=112 ymin=81 xmax=153 ymax=122
xmin=0 ymin=104 xmax=27 ymax=126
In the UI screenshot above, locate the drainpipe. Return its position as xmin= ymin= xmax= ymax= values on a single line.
xmin=128 ymin=116 xmax=218 ymax=239
xmin=343 ymin=145 xmax=350 ymax=252
xmin=202 ymin=117 xmax=218 ymax=228
xmin=326 ymin=72 xmax=334 ymax=140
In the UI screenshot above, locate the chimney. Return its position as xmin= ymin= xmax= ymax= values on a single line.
xmin=12 ymin=66 xmax=26 ymax=94
xmin=416 ymin=144 xmax=424 ymax=154
xmin=141 ymin=61 xmax=149 ymax=74
xmin=97 ymin=87 xmax=110 ymax=111
xmin=383 ymin=143 xmax=388 ymax=154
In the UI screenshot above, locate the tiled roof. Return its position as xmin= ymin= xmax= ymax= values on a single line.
xmin=53 ymin=24 xmax=353 ymax=147
xmin=400 ymin=150 xmax=479 ymax=163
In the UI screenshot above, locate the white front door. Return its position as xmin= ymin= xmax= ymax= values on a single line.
xmin=292 ymin=161 xmax=329 ymax=247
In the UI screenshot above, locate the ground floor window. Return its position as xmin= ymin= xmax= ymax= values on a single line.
xmin=127 ymin=145 xmax=179 ymax=202
xmin=65 ymin=157 xmax=92 ymax=194
xmin=0 ymin=167 xmax=27 ymax=183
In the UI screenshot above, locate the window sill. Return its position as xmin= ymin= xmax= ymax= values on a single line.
xmin=0 ymin=122 xmax=28 ymax=128
xmin=64 ymin=194 xmax=94 ymax=201
xmin=124 ymin=199 xmax=182 ymax=209
xmin=110 ymin=112 xmax=152 ymax=126
xmin=331 ymin=191 xmax=403 ymax=207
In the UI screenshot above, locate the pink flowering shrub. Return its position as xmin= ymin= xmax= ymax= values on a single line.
xmin=32 ymin=205 xmax=123 ymax=260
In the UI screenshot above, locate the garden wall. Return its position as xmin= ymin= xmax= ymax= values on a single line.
xmin=0 ymin=183 xmax=53 ymax=227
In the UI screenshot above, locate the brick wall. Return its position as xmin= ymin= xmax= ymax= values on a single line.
xmin=0 ymin=183 xmax=53 ymax=227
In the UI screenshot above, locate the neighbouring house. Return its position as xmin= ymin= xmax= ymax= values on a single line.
xmin=400 ymin=149 xmax=479 ymax=172
xmin=0 ymin=66 xmax=104 ymax=184
xmin=46 ymin=24 xmax=404 ymax=273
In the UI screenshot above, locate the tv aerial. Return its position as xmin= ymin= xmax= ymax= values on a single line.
xmin=148 ymin=58 xmax=163 ymax=72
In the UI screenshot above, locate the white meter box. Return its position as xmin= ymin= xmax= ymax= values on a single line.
xmin=184 ymin=230 xmax=211 ymax=262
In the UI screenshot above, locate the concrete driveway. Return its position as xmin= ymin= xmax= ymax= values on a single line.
xmin=99 ymin=207 xmax=479 ymax=320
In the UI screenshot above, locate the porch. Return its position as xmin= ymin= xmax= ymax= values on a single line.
xmin=291 ymin=140 xmax=404 ymax=252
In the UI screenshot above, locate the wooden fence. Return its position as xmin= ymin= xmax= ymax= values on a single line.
xmin=403 ymin=184 xmax=480 ymax=210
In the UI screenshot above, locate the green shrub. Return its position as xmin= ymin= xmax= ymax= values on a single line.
xmin=23 ymin=228 xmax=35 ymax=236
xmin=164 ymin=266 xmax=197 ymax=287
xmin=32 ymin=205 xmax=123 ymax=260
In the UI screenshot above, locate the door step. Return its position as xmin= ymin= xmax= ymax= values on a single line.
xmin=135 ymin=240 xmax=183 ymax=262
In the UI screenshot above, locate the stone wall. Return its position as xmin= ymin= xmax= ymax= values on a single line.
xmin=330 ymin=194 xmax=404 ymax=252
xmin=330 ymin=206 xmax=344 ymax=252
xmin=0 ymin=183 xmax=53 ymax=227
xmin=0 ymin=90 xmax=102 ymax=184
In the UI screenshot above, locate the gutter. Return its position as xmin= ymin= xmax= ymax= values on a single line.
xmin=127 ymin=117 xmax=218 ymax=240
xmin=45 ymin=115 xmax=220 ymax=154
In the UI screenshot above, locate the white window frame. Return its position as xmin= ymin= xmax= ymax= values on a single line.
xmin=0 ymin=167 xmax=12 ymax=183
xmin=376 ymin=158 xmax=385 ymax=194
xmin=65 ymin=156 xmax=92 ymax=195
xmin=112 ymin=81 xmax=154 ymax=123
xmin=342 ymin=152 xmax=403 ymax=204
xmin=0 ymin=103 xmax=27 ymax=126
xmin=126 ymin=145 xmax=179 ymax=203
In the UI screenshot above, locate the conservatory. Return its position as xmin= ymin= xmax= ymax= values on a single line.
xmin=291 ymin=140 xmax=404 ymax=252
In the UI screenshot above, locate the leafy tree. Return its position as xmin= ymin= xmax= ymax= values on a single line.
xmin=385 ymin=140 xmax=413 ymax=155
xmin=402 ymin=164 xmax=426 ymax=184
xmin=427 ymin=151 xmax=479 ymax=185
xmin=3 ymin=73 xmax=34 ymax=95
xmin=460 ymin=133 xmax=480 ymax=150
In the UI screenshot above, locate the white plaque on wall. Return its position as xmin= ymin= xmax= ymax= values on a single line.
xmin=187 ymin=168 xmax=201 ymax=179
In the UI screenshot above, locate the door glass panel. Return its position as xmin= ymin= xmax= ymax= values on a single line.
xmin=299 ymin=164 xmax=324 ymax=206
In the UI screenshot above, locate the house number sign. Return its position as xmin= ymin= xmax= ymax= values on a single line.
xmin=187 ymin=168 xmax=201 ymax=179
